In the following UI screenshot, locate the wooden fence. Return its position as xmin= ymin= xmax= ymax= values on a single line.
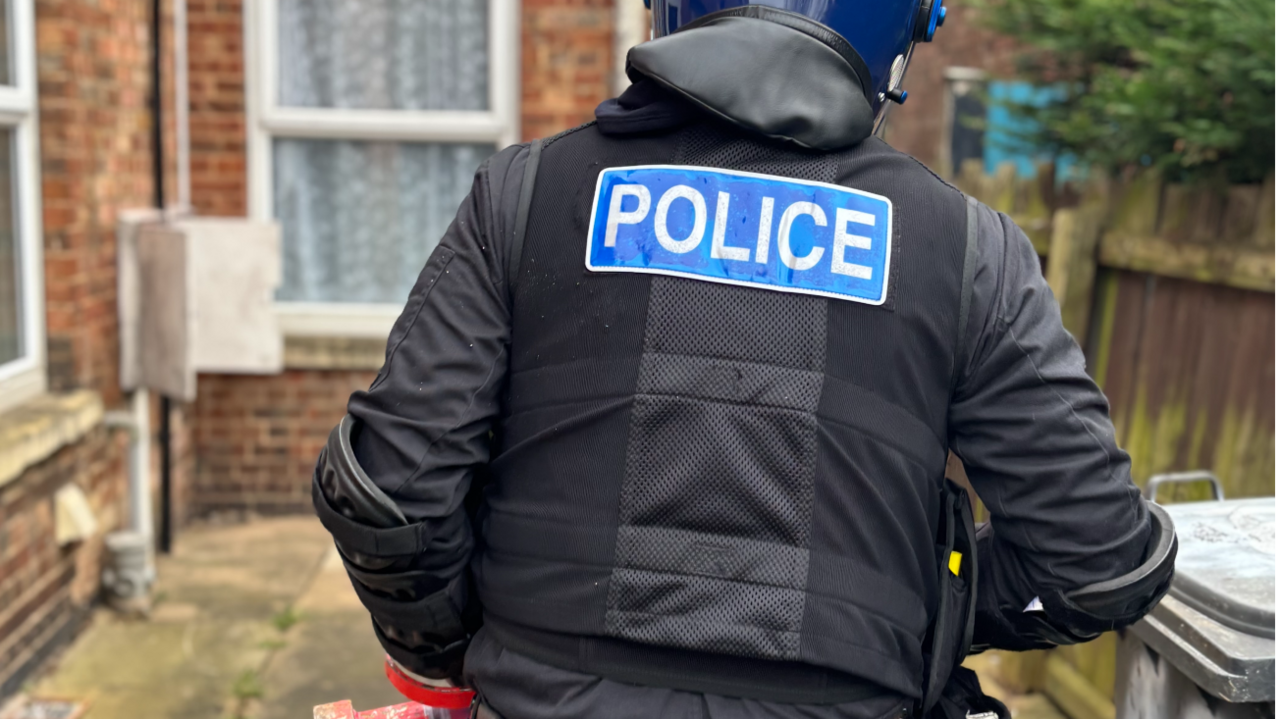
xmin=951 ymin=161 xmax=1275 ymax=719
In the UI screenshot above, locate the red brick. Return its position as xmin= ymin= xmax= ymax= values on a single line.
xmin=37 ymin=0 xmax=175 ymax=404
xmin=521 ymin=0 xmax=614 ymax=141
xmin=0 ymin=427 xmax=127 ymax=693
xmin=188 ymin=0 xmax=244 ymax=216
xmin=191 ymin=372 xmax=375 ymax=514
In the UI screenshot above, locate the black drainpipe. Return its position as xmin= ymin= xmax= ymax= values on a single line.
xmin=150 ymin=0 xmax=173 ymax=555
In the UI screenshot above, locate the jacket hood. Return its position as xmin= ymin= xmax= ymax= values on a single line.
xmin=624 ymin=10 xmax=876 ymax=151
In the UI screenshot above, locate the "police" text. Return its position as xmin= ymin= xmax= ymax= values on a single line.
xmin=586 ymin=165 xmax=893 ymax=305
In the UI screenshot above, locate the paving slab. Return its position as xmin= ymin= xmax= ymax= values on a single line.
xmin=255 ymin=549 xmax=403 ymax=719
xmin=32 ymin=517 xmax=332 ymax=719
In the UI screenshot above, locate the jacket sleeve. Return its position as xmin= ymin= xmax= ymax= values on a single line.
xmin=312 ymin=142 xmax=530 ymax=680
xmin=947 ymin=205 xmax=1165 ymax=651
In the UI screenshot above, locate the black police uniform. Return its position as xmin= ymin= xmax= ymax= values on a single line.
xmin=312 ymin=11 xmax=1174 ymax=719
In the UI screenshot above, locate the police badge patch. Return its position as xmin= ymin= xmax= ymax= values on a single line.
xmin=585 ymin=165 xmax=893 ymax=305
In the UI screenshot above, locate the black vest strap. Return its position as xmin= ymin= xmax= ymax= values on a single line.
xmin=484 ymin=616 xmax=893 ymax=706
xmin=920 ymin=481 xmax=979 ymax=713
xmin=950 ymin=196 xmax=981 ymax=391
xmin=508 ymin=138 xmax=543 ymax=292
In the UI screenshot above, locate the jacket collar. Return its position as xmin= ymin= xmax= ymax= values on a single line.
xmin=595 ymin=11 xmax=875 ymax=151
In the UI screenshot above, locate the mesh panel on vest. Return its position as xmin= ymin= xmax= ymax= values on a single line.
xmin=676 ymin=125 xmax=833 ymax=183
xmin=611 ymin=570 xmax=806 ymax=657
xmin=619 ymin=396 xmax=818 ymax=543
xmin=644 ymin=280 xmax=828 ymax=371
xmin=605 ymin=125 xmax=836 ymax=661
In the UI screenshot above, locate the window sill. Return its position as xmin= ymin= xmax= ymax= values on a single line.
xmin=283 ymin=336 xmax=386 ymax=371
xmin=0 ymin=390 xmax=105 ymax=490
xmin=275 ymin=302 xmax=399 ymax=340
xmin=275 ymin=303 xmax=394 ymax=371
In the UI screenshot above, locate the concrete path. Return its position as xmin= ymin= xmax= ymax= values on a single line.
xmin=30 ymin=516 xmax=396 ymax=719
xmin=255 ymin=547 xmax=402 ymax=718
xmin=28 ymin=516 xmax=1067 ymax=719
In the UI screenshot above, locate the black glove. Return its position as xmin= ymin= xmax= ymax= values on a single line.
xmin=970 ymin=502 xmax=1177 ymax=652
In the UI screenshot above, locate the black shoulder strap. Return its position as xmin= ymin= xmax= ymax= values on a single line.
xmin=950 ymin=196 xmax=980 ymax=391
xmin=508 ymin=138 xmax=544 ymax=293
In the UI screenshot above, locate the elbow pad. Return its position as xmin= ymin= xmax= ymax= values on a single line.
xmin=316 ymin=415 xmax=407 ymax=531
xmin=311 ymin=415 xmax=475 ymax=680
xmin=1045 ymin=501 xmax=1177 ymax=636
xmin=972 ymin=501 xmax=1177 ymax=651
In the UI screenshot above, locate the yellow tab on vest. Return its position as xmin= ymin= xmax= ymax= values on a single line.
xmin=948 ymin=551 xmax=962 ymax=576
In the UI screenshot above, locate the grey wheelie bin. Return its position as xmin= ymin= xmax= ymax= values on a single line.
xmin=1115 ymin=473 xmax=1274 ymax=719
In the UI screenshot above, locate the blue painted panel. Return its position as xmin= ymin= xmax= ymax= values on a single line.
xmin=585 ymin=165 xmax=894 ymax=305
xmin=986 ymin=81 xmax=1081 ymax=181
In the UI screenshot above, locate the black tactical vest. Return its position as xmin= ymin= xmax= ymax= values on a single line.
xmin=473 ymin=118 xmax=972 ymax=704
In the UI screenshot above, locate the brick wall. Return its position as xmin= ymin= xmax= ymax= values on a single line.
xmin=38 ymin=0 xmax=163 ymax=405
xmin=187 ymin=0 xmax=245 ymax=217
xmin=36 ymin=0 xmax=191 ymax=534
xmin=0 ymin=427 xmax=127 ymax=697
xmin=191 ymin=371 xmax=375 ymax=515
xmin=0 ymin=0 xmax=184 ymax=698
xmin=882 ymin=1 xmax=1021 ymax=171
xmin=521 ymin=0 xmax=615 ymax=141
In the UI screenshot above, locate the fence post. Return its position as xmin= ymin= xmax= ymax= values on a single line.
xmin=958 ymin=158 xmax=987 ymax=203
xmin=1047 ymin=205 xmax=1106 ymax=342
xmin=991 ymin=162 xmax=1018 ymax=215
xmin=1254 ymin=172 xmax=1275 ymax=250
xmin=1113 ymin=169 xmax=1162 ymax=237
xmin=994 ymin=650 xmax=1049 ymax=695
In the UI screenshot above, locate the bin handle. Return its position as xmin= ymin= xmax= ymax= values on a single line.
xmin=1143 ymin=471 xmax=1224 ymax=503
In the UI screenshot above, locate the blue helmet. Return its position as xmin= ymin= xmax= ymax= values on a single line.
xmin=647 ymin=0 xmax=946 ymax=119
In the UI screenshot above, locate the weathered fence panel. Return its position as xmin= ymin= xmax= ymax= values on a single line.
xmin=1089 ymin=271 xmax=1275 ymax=499
xmin=953 ymin=163 xmax=1275 ymax=719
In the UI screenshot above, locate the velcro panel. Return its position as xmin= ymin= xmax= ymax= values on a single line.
xmin=639 ymin=353 xmax=822 ymax=412
xmin=616 ymin=526 xmax=810 ymax=587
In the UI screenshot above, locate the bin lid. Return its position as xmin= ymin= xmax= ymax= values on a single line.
xmin=1132 ymin=497 xmax=1274 ymax=703
xmin=1165 ymin=497 xmax=1274 ymax=639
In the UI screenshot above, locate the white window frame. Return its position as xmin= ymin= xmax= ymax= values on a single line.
xmin=245 ymin=0 xmax=520 ymax=339
xmin=0 ymin=0 xmax=46 ymax=414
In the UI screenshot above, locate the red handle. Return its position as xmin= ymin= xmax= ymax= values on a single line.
xmin=384 ymin=658 xmax=476 ymax=710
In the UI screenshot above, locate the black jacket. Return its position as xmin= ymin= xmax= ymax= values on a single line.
xmin=330 ymin=14 xmax=1155 ymax=719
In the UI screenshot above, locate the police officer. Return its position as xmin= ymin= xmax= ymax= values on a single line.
xmin=312 ymin=3 xmax=1177 ymax=718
